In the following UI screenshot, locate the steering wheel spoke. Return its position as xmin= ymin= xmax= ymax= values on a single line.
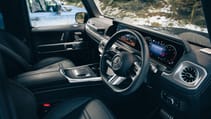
xmin=106 ymin=50 xmax=117 ymax=57
xmin=104 ymin=50 xmax=119 ymax=68
xmin=130 ymin=62 xmax=142 ymax=80
xmin=108 ymin=75 xmax=126 ymax=86
xmin=105 ymin=60 xmax=112 ymax=68
xmin=132 ymin=53 xmax=143 ymax=61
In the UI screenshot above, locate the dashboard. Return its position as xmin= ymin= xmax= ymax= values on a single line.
xmin=86 ymin=17 xmax=209 ymax=80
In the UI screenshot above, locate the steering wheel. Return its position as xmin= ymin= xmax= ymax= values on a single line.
xmin=100 ymin=30 xmax=150 ymax=95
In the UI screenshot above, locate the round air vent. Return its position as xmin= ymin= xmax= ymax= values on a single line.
xmin=181 ymin=67 xmax=198 ymax=83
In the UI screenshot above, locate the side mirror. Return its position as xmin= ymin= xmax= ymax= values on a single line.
xmin=75 ymin=12 xmax=88 ymax=24
xmin=55 ymin=4 xmax=62 ymax=15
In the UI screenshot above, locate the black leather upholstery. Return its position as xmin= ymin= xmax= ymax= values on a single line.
xmin=0 ymin=53 xmax=115 ymax=119
xmin=33 ymin=57 xmax=75 ymax=70
xmin=6 ymin=80 xmax=38 ymax=119
xmin=5 ymin=80 xmax=115 ymax=119
xmin=44 ymin=97 xmax=115 ymax=119
xmin=0 ymin=31 xmax=75 ymax=77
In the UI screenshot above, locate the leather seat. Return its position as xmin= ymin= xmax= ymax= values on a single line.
xmin=0 ymin=56 xmax=115 ymax=119
xmin=0 ymin=31 xmax=75 ymax=77
xmin=44 ymin=97 xmax=115 ymax=119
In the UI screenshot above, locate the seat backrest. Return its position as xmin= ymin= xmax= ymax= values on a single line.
xmin=6 ymin=80 xmax=38 ymax=119
xmin=0 ymin=31 xmax=32 ymax=77
xmin=0 ymin=53 xmax=38 ymax=119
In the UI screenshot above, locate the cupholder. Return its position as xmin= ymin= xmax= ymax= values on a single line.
xmin=59 ymin=65 xmax=101 ymax=83
xmin=63 ymin=67 xmax=96 ymax=79
xmin=72 ymin=69 xmax=93 ymax=78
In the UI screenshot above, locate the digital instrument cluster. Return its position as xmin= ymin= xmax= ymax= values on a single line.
xmin=145 ymin=36 xmax=184 ymax=68
xmin=117 ymin=33 xmax=184 ymax=68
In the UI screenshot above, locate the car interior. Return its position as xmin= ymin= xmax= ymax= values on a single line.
xmin=0 ymin=0 xmax=211 ymax=119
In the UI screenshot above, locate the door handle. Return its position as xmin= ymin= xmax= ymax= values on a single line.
xmin=60 ymin=33 xmax=65 ymax=42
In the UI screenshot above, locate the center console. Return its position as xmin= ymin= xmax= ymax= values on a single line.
xmin=59 ymin=64 xmax=101 ymax=83
xmin=16 ymin=63 xmax=102 ymax=92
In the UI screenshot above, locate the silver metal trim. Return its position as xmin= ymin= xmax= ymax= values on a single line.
xmin=59 ymin=68 xmax=102 ymax=83
xmin=161 ymin=61 xmax=207 ymax=90
xmin=179 ymin=66 xmax=199 ymax=83
xmin=111 ymin=77 xmax=126 ymax=85
xmin=60 ymin=33 xmax=65 ymax=41
xmin=98 ymin=39 xmax=108 ymax=54
xmin=200 ymin=48 xmax=211 ymax=55
xmin=131 ymin=62 xmax=142 ymax=80
xmin=107 ymin=75 xmax=126 ymax=86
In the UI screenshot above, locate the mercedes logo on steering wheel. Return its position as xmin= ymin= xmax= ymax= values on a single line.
xmin=112 ymin=56 xmax=122 ymax=70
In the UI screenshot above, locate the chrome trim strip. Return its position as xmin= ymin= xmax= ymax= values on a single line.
xmin=59 ymin=68 xmax=102 ymax=83
xmin=161 ymin=61 xmax=207 ymax=90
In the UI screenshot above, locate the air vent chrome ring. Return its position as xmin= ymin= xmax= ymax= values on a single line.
xmin=180 ymin=66 xmax=199 ymax=83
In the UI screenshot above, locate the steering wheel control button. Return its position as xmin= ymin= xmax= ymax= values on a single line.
xmin=130 ymin=62 xmax=141 ymax=80
xmin=150 ymin=63 xmax=158 ymax=74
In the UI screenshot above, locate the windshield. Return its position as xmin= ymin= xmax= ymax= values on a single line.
xmin=94 ymin=0 xmax=210 ymax=46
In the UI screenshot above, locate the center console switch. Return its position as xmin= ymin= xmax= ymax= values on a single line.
xmin=161 ymin=90 xmax=187 ymax=111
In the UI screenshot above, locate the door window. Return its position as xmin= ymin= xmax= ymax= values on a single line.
xmin=27 ymin=0 xmax=87 ymax=27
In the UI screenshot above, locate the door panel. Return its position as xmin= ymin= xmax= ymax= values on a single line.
xmin=31 ymin=24 xmax=86 ymax=53
xmin=30 ymin=24 xmax=96 ymax=65
xmin=26 ymin=0 xmax=98 ymax=65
